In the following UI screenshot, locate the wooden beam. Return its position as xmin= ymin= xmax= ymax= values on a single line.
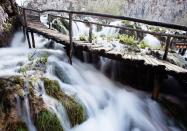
xmin=152 ymin=73 xmax=161 ymax=101
xmin=68 ymin=12 xmax=73 ymax=65
xmin=26 ymin=30 xmax=32 ymax=48
xmin=163 ymin=36 xmax=171 ymax=60
xmin=23 ymin=8 xmax=27 ymax=27
xmin=48 ymin=14 xmax=187 ymax=39
xmin=48 ymin=14 xmax=51 ymax=29
xmin=31 ymin=31 xmax=36 ymax=48
xmin=89 ymin=24 xmax=93 ymax=43
xmin=19 ymin=6 xmax=187 ymax=31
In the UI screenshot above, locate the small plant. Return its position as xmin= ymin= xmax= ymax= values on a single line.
xmin=79 ymin=35 xmax=87 ymax=41
xmin=139 ymin=41 xmax=148 ymax=49
xmin=119 ymin=34 xmax=137 ymax=45
xmin=122 ymin=20 xmax=130 ymax=25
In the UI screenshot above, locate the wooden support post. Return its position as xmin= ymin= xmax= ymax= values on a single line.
xmin=31 ymin=32 xmax=36 ymax=48
xmin=89 ymin=24 xmax=93 ymax=43
xmin=152 ymin=72 xmax=161 ymax=100
xmin=22 ymin=26 xmax=26 ymax=36
xmin=163 ymin=36 xmax=171 ymax=60
xmin=68 ymin=12 xmax=73 ymax=64
xmin=26 ymin=31 xmax=32 ymax=48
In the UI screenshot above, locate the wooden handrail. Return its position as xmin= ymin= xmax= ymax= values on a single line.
xmin=18 ymin=6 xmax=187 ymax=61
xmin=48 ymin=14 xmax=187 ymax=39
xmin=18 ymin=6 xmax=187 ymax=31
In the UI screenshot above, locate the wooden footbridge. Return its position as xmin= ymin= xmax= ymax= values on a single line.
xmin=17 ymin=6 xmax=187 ymax=100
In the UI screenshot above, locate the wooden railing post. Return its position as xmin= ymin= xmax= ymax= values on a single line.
xmin=89 ymin=24 xmax=93 ymax=43
xmin=23 ymin=8 xmax=27 ymax=27
xmin=48 ymin=14 xmax=51 ymax=29
xmin=163 ymin=36 xmax=171 ymax=60
xmin=68 ymin=12 xmax=73 ymax=64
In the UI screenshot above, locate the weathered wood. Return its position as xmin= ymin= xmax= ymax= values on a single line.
xmin=68 ymin=13 xmax=73 ymax=64
xmin=48 ymin=14 xmax=51 ymax=29
xmin=89 ymin=24 xmax=93 ymax=43
xmin=31 ymin=31 xmax=36 ymax=48
xmin=163 ymin=36 xmax=171 ymax=60
xmin=23 ymin=8 xmax=27 ymax=27
xmin=26 ymin=30 xmax=31 ymax=48
xmin=48 ymin=14 xmax=187 ymax=39
xmin=152 ymin=73 xmax=161 ymax=100
xmin=19 ymin=6 xmax=187 ymax=31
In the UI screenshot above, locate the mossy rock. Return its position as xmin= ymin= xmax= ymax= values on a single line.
xmin=43 ymin=78 xmax=86 ymax=127
xmin=52 ymin=19 xmax=69 ymax=34
xmin=0 ymin=77 xmax=24 ymax=113
xmin=35 ymin=109 xmax=63 ymax=131
xmin=5 ymin=122 xmax=28 ymax=131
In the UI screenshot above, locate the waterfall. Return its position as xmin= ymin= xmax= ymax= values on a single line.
xmin=99 ymin=21 xmax=122 ymax=36
xmin=0 ymin=26 xmax=184 ymax=131
xmin=16 ymin=80 xmax=37 ymax=131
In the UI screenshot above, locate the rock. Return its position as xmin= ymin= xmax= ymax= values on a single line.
xmin=0 ymin=74 xmax=86 ymax=131
xmin=0 ymin=0 xmax=18 ymax=47
xmin=52 ymin=18 xmax=69 ymax=35
xmin=0 ymin=76 xmax=27 ymax=130
xmin=141 ymin=34 xmax=161 ymax=49
xmin=35 ymin=109 xmax=64 ymax=131
xmin=43 ymin=78 xmax=86 ymax=127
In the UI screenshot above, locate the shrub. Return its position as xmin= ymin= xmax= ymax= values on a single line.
xmin=119 ymin=34 xmax=137 ymax=45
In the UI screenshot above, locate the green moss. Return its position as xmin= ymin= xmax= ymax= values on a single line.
xmin=139 ymin=40 xmax=149 ymax=49
xmin=2 ymin=19 xmax=13 ymax=33
xmin=79 ymin=35 xmax=87 ymax=41
xmin=16 ymin=125 xmax=28 ymax=131
xmin=43 ymin=78 xmax=86 ymax=127
xmin=52 ymin=19 xmax=69 ymax=34
xmin=0 ymin=77 xmax=24 ymax=114
xmin=35 ymin=110 xmax=63 ymax=131
xmin=119 ymin=34 xmax=137 ymax=45
xmin=5 ymin=122 xmax=28 ymax=131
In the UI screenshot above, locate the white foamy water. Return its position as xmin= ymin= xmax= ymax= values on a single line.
xmin=0 ymin=27 xmax=184 ymax=131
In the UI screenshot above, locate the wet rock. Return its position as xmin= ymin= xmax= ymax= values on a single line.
xmin=0 ymin=0 xmax=18 ymax=47
xmin=0 ymin=76 xmax=27 ymax=131
xmin=35 ymin=109 xmax=64 ymax=131
xmin=43 ymin=78 xmax=86 ymax=127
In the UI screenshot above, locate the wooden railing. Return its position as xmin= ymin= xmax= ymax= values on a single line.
xmin=17 ymin=6 xmax=187 ymax=62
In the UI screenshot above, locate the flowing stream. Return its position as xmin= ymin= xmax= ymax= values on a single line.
xmin=0 ymin=27 xmax=184 ymax=131
xmin=0 ymin=1 xmax=185 ymax=130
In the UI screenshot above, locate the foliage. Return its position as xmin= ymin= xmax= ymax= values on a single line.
xmin=35 ymin=110 xmax=63 ymax=131
xmin=79 ymin=35 xmax=87 ymax=41
xmin=43 ymin=78 xmax=86 ymax=127
xmin=119 ymin=34 xmax=137 ymax=45
xmin=139 ymin=40 xmax=148 ymax=49
xmin=2 ymin=21 xmax=13 ymax=33
xmin=4 ymin=121 xmax=28 ymax=131
xmin=122 ymin=20 xmax=130 ymax=25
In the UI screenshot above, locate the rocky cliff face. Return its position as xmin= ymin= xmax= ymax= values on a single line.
xmin=0 ymin=0 xmax=17 ymax=47
xmin=123 ymin=0 xmax=187 ymax=26
xmin=26 ymin=0 xmax=187 ymax=25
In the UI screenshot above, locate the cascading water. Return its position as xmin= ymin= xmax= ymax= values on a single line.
xmin=0 ymin=27 xmax=185 ymax=131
